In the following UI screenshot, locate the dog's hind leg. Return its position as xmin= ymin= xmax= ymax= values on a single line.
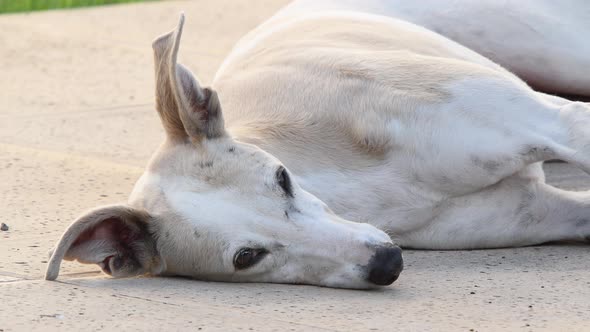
xmin=395 ymin=171 xmax=590 ymax=249
xmin=383 ymin=78 xmax=590 ymax=249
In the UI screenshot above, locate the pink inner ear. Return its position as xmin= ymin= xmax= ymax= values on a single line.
xmin=56 ymin=208 xmax=157 ymax=279
xmin=66 ymin=218 xmax=140 ymax=265
xmin=73 ymin=218 xmax=133 ymax=247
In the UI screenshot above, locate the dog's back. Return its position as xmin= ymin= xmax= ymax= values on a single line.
xmin=212 ymin=12 xmax=524 ymax=171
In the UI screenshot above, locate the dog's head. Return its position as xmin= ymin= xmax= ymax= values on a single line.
xmin=45 ymin=15 xmax=403 ymax=289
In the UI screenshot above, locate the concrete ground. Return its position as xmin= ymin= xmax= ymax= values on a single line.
xmin=1 ymin=1 xmax=589 ymax=331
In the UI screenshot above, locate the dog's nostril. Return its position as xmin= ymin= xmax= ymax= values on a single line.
xmin=366 ymin=244 xmax=403 ymax=286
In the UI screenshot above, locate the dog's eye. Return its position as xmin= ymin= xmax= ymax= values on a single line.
xmin=276 ymin=166 xmax=293 ymax=197
xmin=234 ymin=248 xmax=268 ymax=270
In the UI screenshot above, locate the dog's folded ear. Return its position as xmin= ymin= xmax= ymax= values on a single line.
xmin=152 ymin=13 xmax=226 ymax=143
xmin=45 ymin=204 xmax=164 ymax=281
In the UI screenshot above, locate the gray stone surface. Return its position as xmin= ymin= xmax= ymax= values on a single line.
xmin=1 ymin=1 xmax=589 ymax=331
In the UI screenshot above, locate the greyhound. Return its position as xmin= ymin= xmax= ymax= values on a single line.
xmin=46 ymin=2 xmax=590 ymax=289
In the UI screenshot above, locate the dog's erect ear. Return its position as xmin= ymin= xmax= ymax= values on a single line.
xmin=152 ymin=13 xmax=226 ymax=143
xmin=45 ymin=205 xmax=164 ymax=281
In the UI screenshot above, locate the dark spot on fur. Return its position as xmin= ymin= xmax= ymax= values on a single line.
xmin=283 ymin=206 xmax=300 ymax=221
xmin=520 ymin=146 xmax=553 ymax=159
xmin=199 ymin=161 xmax=214 ymax=168
xmin=193 ymin=229 xmax=201 ymax=238
xmin=471 ymin=156 xmax=502 ymax=173
xmin=484 ymin=160 xmax=501 ymax=172
xmin=574 ymin=219 xmax=589 ymax=228
xmin=411 ymin=172 xmax=424 ymax=184
xmin=526 ymin=147 xmax=539 ymax=155
xmin=517 ymin=189 xmax=538 ymax=224
xmin=436 ymin=174 xmax=452 ymax=186
xmin=228 ymin=147 xmax=235 ymax=153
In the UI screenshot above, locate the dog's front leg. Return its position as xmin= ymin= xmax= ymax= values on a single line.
xmin=393 ymin=169 xmax=590 ymax=249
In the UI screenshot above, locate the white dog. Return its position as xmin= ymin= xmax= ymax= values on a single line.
xmin=46 ymin=1 xmax=590 ymax=289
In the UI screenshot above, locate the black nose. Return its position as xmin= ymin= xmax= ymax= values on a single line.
xmin=366 ymin=243 xmax=404 ymax=286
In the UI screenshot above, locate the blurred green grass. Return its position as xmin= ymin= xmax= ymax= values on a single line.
xmin=0 ymin=0 xmax=159 ymax=14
